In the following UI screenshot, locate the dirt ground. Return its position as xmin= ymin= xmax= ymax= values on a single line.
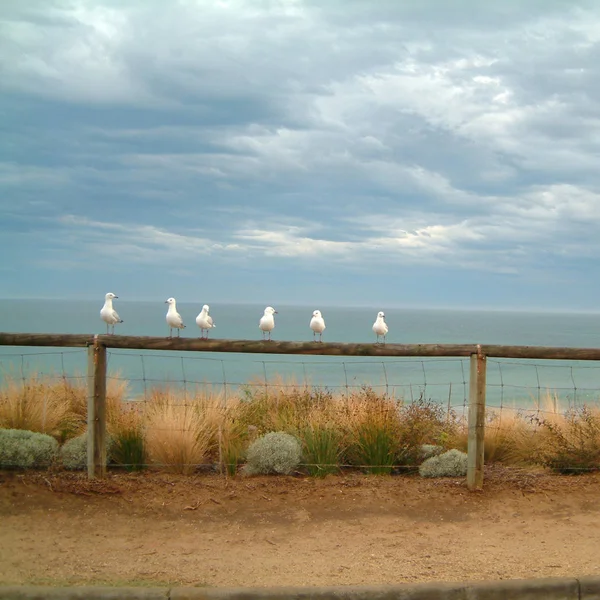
xmin=1 ymin=466 xmax=600 ymax=589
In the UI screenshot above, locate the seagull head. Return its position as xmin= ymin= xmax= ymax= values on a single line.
xmin=165 ymin=297 xmax=176 ymax=305
xmin=378 ymin=311 xmax=385 ymax=319
xmin=313 ymin=310 xmax=321 ymax=318
xmin=105 ymin=292 xmax=118 ymax=300
xmin=264 ymin=306 xmax=277 ymax=315
xmin=202 ymin=304 xmax=210 ymax=312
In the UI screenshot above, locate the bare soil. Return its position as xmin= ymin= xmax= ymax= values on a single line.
xmin=1 ymin=466 xmax=600 ymax=589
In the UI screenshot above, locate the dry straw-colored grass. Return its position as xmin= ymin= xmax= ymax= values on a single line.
xmin=3 ymin=372 xmax=600 ymax=475
xmin=0 ymin=374 xmax=80 ymax=441
xmin=143 ymin=387 xmax=222 ymax=474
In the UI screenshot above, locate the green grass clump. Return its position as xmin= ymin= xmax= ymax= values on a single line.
xmin=112 ymin=429 xmax=146 ymax=472
xmin=419 ymin=449 xmax=468 ymax=478
xmin=343 ymin=388 xmax=401 ymax=475
xmin=244 ymin=431 xmax=302 ymax=475
xmin=109 ymin=403 xmax=146 ymax=472
xmin=0 ymin=428 xmax=59 ymax=468
xmin=300 ymin=423 xmax=341 ymax=477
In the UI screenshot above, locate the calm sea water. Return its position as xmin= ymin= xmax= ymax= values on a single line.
xmin=2 ymin=299 xmax=600 ymax=410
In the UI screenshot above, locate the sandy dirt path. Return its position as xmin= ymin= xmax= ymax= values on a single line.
xmin=1 ymin=468 xmax=599 ymax=588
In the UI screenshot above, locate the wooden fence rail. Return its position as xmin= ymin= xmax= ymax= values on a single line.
xmin=3 ymin=331 xmax=600 ymax=488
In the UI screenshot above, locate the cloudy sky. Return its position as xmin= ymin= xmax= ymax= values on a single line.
xmin=2 ymin=0 xmax=600 ymax=310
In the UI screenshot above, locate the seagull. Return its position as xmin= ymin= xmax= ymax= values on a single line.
xmin=100 ymin=292 xmax=123 ymax=335
xmin=259 ymin=306 xmax=277 ymax=341
xmin=165 ymin=297 xmax=185 ymax=337
xmin=195 ymin=304 xmax=215 ymax=339
xmin=372 ymin=311 xmax=388 ymax=344
xmin=310 ymin=309 xmax=326 ymax=342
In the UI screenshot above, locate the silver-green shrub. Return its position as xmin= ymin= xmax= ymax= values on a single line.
xmin=0 ymin=428 xmax=59 ymax=468
xmin=60 ymin=431 xmax=114 ymax=470
xmin=244 ymin=431 xmax=302 ymax=475
xmin=419 ymin=448 xmax=468 ymax=478
xmin=420 ymin=444 xmax=444 ymax=460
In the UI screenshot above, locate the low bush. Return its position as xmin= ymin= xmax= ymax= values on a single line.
xmin=60 ymin=431 xmax=114 ymax=470
xmin=0 ymin=428 xmax=59 ymax=468
xmin=419 ymin=449 xmax=468 ymax=478
xmin=420 ymin=444 xmax=444 ymax=460
xmin=244 ymin=431 xmax=302 ymax=475
xmin=535 ymin=405 xmax=600 ymax=474
xmin=398 ymin=396 xmax=458 ymax=466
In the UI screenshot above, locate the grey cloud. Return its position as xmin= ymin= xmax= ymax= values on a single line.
xmin=3 ymin=0 xmax=600 ymax=307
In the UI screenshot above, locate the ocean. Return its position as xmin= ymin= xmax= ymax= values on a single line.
xmin=2 ymin=299 xmax=600 ymax=412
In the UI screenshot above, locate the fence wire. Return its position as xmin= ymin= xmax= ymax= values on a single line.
xmin=2 ymin=347 xmax=600 ymax=473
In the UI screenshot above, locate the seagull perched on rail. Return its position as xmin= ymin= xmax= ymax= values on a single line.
xmin=309 ymin=309 xmax=326 ymax=342
xmin=195 ymin=304 xmax=215 ymax=339
xmin=259 ymin=306 xmax=277 ymax=341
xmin=100 ymin=292 xmax=123 ymax=335
xmin=165 ymin=297 xmax=185 ymax=337
xmin=372 ymin=311 xmax=388 ymax=344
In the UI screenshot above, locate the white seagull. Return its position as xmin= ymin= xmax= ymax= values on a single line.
xmin=195 ymin=304 xmax=215 ymax=339
xmin=165 ymin=297 xmax=185 ymax=337
xmin=259 ymin=306 xmax=277 ymax=341
xmin=100 ymin=292 xmax=123 ymax=335
xmin=372 ymin=311 xmax=388 ymax=344
xmin=309 ymin=309 xmax=326 ymax=342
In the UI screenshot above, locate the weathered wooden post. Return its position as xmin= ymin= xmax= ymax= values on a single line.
xmin=87 ymin=336 xmax=107 ymax=479
xmin=467 ymin=345 xmax=486 ymax=490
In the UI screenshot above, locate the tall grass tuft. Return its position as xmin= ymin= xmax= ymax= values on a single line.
xmin=218 ymin=400 xmax=248 ymax=476
xmin=0 ymin=374 xmax=80 ymax=441
xmin=236 ymin=378 xmax=336 ymax=435
xmin=144 ymin=387 xmax=220 ymax=474
xmin=342 ymin=387 xmax=401 ymax=475
xmin=110 ymin=403 xmax=146 ymax=471
xmin=300 ymin=421 xmax=342 ymax=477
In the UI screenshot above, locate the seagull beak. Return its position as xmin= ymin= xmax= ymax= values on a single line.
xmin=114 ymin=296 xmax=119 ymax=299
xmin=274 ymin=311 xmax=278 ymax=314
xmin=164 ymin=300 xmax=168 ymax=304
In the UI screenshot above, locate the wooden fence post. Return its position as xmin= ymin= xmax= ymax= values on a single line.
xmin=87 ymin=336 xmax=107 ymax=479
xmin=467 ymin=346 xmax=486 ymax=490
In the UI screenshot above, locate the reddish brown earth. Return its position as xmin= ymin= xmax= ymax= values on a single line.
xmin=1 ymin=467 xmax=599 ymax=588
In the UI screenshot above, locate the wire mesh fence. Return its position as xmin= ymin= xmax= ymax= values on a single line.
xmin=2 ymin=342 xmax=600 ymax=477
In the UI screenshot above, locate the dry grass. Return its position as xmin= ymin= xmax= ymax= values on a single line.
xmin=3 ymin=373 xmax=600 ymax=475
xmin=0 ymin=374 xmax=80 ymax=441
xmin=143 ymin=387 xmax=221 ymax=474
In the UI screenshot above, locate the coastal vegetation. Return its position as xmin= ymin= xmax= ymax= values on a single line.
xmin=0 ymin=373 xmax=599 ymax=475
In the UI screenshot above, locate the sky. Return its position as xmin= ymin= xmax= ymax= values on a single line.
xmin=1 ymin=0 xmax=600 ymax=310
